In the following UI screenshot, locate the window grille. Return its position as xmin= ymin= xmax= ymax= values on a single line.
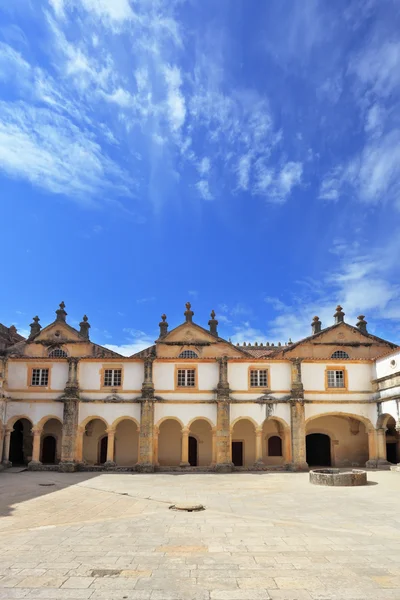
xmin=327 ymin=369 xmax=345 ymax=388
xmin=331 ymin=350 xmax=349 ymax=359
xmin=48 ymin=348 xmax=68 ymax=358
xmin=31 ymin=368 xmax=49 ymax=386
xmin=177 ymin=368 xmax=196 ymax=387
xmin=250 ymin=369 xmax=268 ymax=387
xmin=104 ymin=369 xmax=122 ymax=387
xmin=178 ymin=350 xmax=198 ymax=358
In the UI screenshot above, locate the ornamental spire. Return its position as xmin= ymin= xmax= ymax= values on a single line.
xmin=184 ymin=302 xmax=194 ymax=323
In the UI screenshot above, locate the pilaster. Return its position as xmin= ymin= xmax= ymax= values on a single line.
xmin=59 ymin=358 xmax=80 ymax=472
xmin=137 ymin=356 xmax=155 ymax=472
xmin=289 ymin=358 xmax=308 ymax=471
xmin=104 ymin=428 xmax=116 ymax=467
xmin=215 ymin=356 xmax=233 ymax=472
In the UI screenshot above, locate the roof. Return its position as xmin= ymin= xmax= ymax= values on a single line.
xmin=0 ymin=323 xmax=25 ymax=350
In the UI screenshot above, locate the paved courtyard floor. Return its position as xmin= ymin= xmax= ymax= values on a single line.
xmin=0 ymin=470 xmax=400 ymax=600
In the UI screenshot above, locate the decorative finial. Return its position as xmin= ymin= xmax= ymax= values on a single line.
xmin=159 ymin=313 xmax=169 ymax=338
xmin=334 ymin=305 xmax=345 ymax=324
xmin=356 ymin=314 xmax=367 ymax=333
xmin=29 ymin=316 xmax=41 ymax=339
xmin=184 ymin=302 xmax=194 ymax=323
xmin=79 ymin=315 xmax=90 ymax=339
xmin=288 ymin=338 xmax=293 ymax=345
xmin=208 ymin=309 xmax=218 ymax=336
xmin=312 ymin=315 xmax=322 ymax=334
xmin=56 ymin=301 xmax=67 ymax=322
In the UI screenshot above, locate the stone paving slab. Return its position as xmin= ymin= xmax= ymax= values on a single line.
xmin=0 ymin=470 xmax=400 ymax=599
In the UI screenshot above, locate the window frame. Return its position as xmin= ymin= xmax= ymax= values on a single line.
xmin=325 ymin=365 xmax=347 ymax=390
xmin=100 ymin=364 xmax=124 ymax=390
xmin=175 ymin=364 xmax=198 ymax=390
xmin=28 ymin=364 xmax=51 ymax=388
xmin=248 ymin=366 xmax=269 ymax=389
xmin=330 ymin=350 xmax=350 ymax=360
xmin=178 ymin=350 xmax=199 ymax=359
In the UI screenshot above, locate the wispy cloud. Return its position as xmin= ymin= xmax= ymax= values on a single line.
xmin=104 ymin=328 xmax=154 ymax=357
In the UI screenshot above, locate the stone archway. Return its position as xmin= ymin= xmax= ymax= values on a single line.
xmin=231 ymin=419 xmax=256 ymax=467
xmin=82 ymin=418 xmax=108 ymax=465
xmin=40 ymin=418 xmax=62 ymax=464
xmin=261 ymin=417 xmax=290 ymax=466
xmin=114 ymin=419 xmax=139 ymax=466
xmin=9 ymin=418 xmax=33 ymax=465
xmin=306 ymin=414 xmax=370 ymax=467
xmin=157 ymin=419 xmax=182 ymax=466
xmin=188 ymin=419 xmax=213 ymax=467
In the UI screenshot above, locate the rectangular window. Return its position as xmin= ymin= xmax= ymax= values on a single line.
xmin=177 ymin=368 xmax=196 ymax=387
xmin=327 ymin=370 xmax=345 ymax=388
xmin=31 ymin=368 xmax=49 ymax=386
xmin=104 ymin=369 xmax=122 ymax=387
xmin=250 ymin=369 xmax=268 ymax=387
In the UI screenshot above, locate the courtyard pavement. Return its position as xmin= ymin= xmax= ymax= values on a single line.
xmin=0 ymin=470 xmax=400 ymax=600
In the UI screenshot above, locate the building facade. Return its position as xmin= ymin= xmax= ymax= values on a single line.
xmin=1 ymin=302 xmax=400 ymax=472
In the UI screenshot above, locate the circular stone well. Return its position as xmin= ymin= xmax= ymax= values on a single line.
xmin=309 ymin=468 xmax=367 ymax=487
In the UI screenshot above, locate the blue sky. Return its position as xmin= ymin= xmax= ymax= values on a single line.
xmin=1 ymin=0 xmax=400 ymax=354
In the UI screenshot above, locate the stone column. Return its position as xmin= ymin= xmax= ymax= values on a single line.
xmin=59 ymin=358 xmax=80 ymax=472
xmin=211 ymin=427 xmax=217 ymax=465
xmin=104 ymin=428 xmax=116 ymax=467
xmin=2 ymin=428 xmax=12 ymax=467
xmin=215 ymin=357 xmax=233 ymax=472
xmin=376 ymin=428 xmax=390 ymax=466
xmin=137 ymin=356 xmax=156 ymax=472
xmin=180 ymin=427 xmax=190 ymax=467
xmin=365 ymin=428 xmax=378 ymax=468
xmin=289 ymin=358 xmax=308 ymax=470
xmin=28 ymin=428 xmax=42 ymax=470
xmin=153 ymin=425 xmax=159 ymax=466
xmin=255 ymin=428 xmax=264 ymax=465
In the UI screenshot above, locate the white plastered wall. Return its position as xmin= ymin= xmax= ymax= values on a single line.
xmin=154 ymin=403 xmax=216 ymax=427
xmin=302 ymin=363 xmax=374 ymax=394
xmin=305 ymin=403 xmax=376 ymax=427
xmin=375 ymin=349 xmax=400 ymax=379
xmin=7 ymin=362 xmax=68 ymax=390
xmin=230 ymin=403 xmax=290 ymax=428
xmin=78 ymin=403 xmax=141 ymax=428
xmin=5 ymin=401 xmax=63 ymax=427
xmin=228 ymin=362 xmax=291 ymax=391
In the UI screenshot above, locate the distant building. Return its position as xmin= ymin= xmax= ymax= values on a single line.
xmin=0 ymin=302 xmax=399 ymax=471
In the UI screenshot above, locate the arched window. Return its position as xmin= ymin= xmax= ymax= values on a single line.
xmin=48 ymin=347 xmax=68 ymax=358
xmin=178 ymin=350 xmax=198 ymax=359
xmin=268 ymin=436 xmax=282 ymax=457
xmin=331 ymin=350 xmax=349 ymax=359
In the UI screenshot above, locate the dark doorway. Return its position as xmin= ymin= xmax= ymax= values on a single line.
xmin=99 ymin=436 xmax=108 ymax=464
xmin=306 ymin=433 xmax=331 ymax=466
xmin=189 ymin=436 xmax=198 ymax=466
xmin=41 ymin=436 xmax=56 ymax=464
xmin=232 ymin=441 xmax=243 ymax=466
xmin=387 ymin=443 xmax=397 ymax=464
xmin=268 ymin=436 xmax=282 ymax=456
xmin=9 ymin=420 xmax=25 ymax=465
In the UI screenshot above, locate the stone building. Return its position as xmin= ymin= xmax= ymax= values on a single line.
xmin=0 ymin=301 xmax=399 ymax=472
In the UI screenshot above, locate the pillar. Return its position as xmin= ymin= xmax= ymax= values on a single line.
xmin=28 ymin=428 xmax=42 ymax=470
xmin=211 ymin=427 xmax=217 ymax=465
xmin=215 ymin=357 xmax=233 ymax=472
xmin=255 ymin=428 xmax=263 ymax=465
xmin=104 ymin=428 xmax=116 ymax=467
xmin=365 ymin=428 xmax=378 ymax=468
xmin=180 ymin=427 xmax=189 ymax=467
xmin=153 ymin=425 xmax=159 ymax=466
xmin=75 ymin=427 xmax=84 ymax=463
xmin=59 ymin=358 xmax=80 ymax=472
xmin=290 ymin=401 xmax=308 ymax=470
xmin=376 ymin=428 xmax=390 ymax=466
xmin=2 ymin=428 xmax=12 ymax=467
xmin=137 ymin=357 xmax=155 ymax=472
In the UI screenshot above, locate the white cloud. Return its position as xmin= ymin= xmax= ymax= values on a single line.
xmin=102 ymin=87 xmax=132 ymax=108
xmin=196 ymin=179 xmax=213 ymax=200
xmin=254 ymin=160 xmax=302 ymax=202
xmin=349 ymin=40 xmax=400 ymax=98
xmin=0 ymin=101 xmax=131 ymax=201
xmin=163 ymin=64 xmax=186 ymax=132
xmin=237 ymin=153 xmax=252 ymax=190
xmin=105 ymin=328 xmax=154 ymax=357
xmin=198 ymin=157 xmax=210 ymax=175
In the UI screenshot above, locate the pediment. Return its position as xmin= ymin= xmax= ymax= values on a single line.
xmin=284 ymin=322 xmax=395 ymax=360
xmin=33 ymin=321 xmax=84 ymax=344
xmin=160 ymin=322 xmax=217 ymax=344
xmin=156 ymin=322 xmax=246 ymax=358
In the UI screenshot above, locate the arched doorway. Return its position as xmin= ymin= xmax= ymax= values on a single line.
xmin=41 ymin=436 xmax=57 ymax=464
xmin=189 ymin=436 xmax=197 ymax=466
xmin=261 ymin=418 xmax=289 ymax=466
xmin=114 ymin=419 xmax=139 ymax=466
xmin=188 ymin=419 xmax=213 ymax=466
xmin=9 ymin=418 xmax=33 ymax=465
xmin=99 ymin=436 xmax=108 ymax=464
xmin=157 ymin=419 xmax=182 ymax=466
xmin=306 ymin=433 xmax=331 ymax=466
xmin=231 ymin=419 xmax=256 ymax=466
xmin=385 ymin=416 xmax=398 ymax=464
xmin=82 ymin=418 xmax=107 ymax=465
